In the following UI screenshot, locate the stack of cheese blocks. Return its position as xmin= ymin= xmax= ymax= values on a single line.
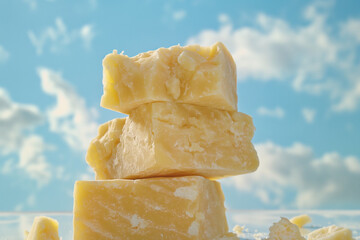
xmin=73 ymin=42 xmax=259 ymax=239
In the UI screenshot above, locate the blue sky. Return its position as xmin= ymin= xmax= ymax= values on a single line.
xmin=0 ymin=0 xmax=360 ymax=212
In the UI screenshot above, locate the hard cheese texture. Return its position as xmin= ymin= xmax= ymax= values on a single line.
xmin=268 ymin=217 xmax=305 ymax=240
xmin=86 ymin=102 xmax=259 ymax=180
xmin=26 ymin=216 xmax=60 ymax=240
xmin=73 ymin=176 xmax=228 ymax=240
xmin=101 ymin=42 xmax=237 ymax=114
xmin=290 ymin=214 xmax=312 ymax=228
xmin=307 ymin=225 xmax=353 ymax=240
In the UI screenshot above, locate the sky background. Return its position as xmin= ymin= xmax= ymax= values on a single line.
xmin=0 ymin=0 xmax=360 ymax=212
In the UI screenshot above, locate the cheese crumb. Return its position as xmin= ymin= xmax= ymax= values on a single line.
xmin=25 ymin=216 xmax=60 ymax=240
xmin=290 ymin=214 xmax=312 ymax=228
xmin=307 ymin=225 xmax=353 ymax=240
xmin=232 ymin=225 xmax=244 ymax=237
xmin=268 ymin=217 xmax=305 ymax=240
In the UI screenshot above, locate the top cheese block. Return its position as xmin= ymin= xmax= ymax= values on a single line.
xmin=101 ymin=42 xmax=237 ymax=114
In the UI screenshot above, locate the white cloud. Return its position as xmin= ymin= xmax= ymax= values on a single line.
xmin=0 ymin=88 xmax=56 ymax=186
xmin=257 ymin=106 xmax=285 ymax=119
xmin=302 ymin=108 xmax=316 ymax=123
xmin=18 ymin=135 xmax=52 ymax=186
xmin=80 ymin=25 xmax=95 ymax=49
xmin=0 ymin=88 xmax=43 ymax=154
xmin=225 ymin=141 xmax=360 ymax=208
xmin=38 ymin=67 xmax=98 ymax=151
xmin=15 ymin=194 xmax=37 ymax=211
xmin=218 ymin=14 xmax=230 ymax=25
xmin=28 ymin=18 xmax=95 ymax=55
xmin=187 ymin=1 xmax=360 ymax=112
xmin=89 ymin=0 xmax=97 ymax=9
xmin=341 ymin=19 xmax=360 ymax=43
xmin=0 ymin=45 xmax=10 ymax=63
xmin=23 ymin=0 xmax=37 ymax=10
xmin=79 ymin=166 xmax=95 ymax=180
xmin=173 ymin=10 xmax=187 ymax=21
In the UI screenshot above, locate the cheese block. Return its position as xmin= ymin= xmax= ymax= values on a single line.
xmin=86 ymin=102 xmax=259 ymax=180
xmin=101 ymin=42 xmax=237 ymax=114
xmin=307 ymin=225 xmax=353 ymax=240
xmin=73 ymin=176 xmax=228 ymax=240
xmin=26 ymin=216 xmax=60 ymax=240
xmin=268 ymin=217 xmax=305 ymax=240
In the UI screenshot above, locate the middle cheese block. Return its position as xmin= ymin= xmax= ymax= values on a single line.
xmin=73 ymin=176 xmax=229 ymax=240
xmin=86 ymin=102 xmax=259 ymax=180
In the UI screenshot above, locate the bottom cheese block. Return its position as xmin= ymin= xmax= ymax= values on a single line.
xmin=73 ymin=176 xmax=228 ymax=240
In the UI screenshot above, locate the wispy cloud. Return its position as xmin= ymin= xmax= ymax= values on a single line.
xmin=38 ymin=67 xmax=98 ymax=151
xmin=173 ymin=10 xmax=187 ymax=21
xmin=257 ymin=106 xmax=285 ymax=119
xmin=18 ymin=135 xmax=52 ymax=186
xmin=225 ymin=141 xmax=360 ymax=208
xmin=23 ymin=0 xmax=37 ymax=10
xmin=187 ymin=1 xmax=360 ymax=112
xmin=14 ymin=194 xmax=36 ymax=211
xmin=28 ymin=18 xmax=95 ymax=55
xmin=302 ymin=108 xmax=316 ymax=123
xmin=79 ymin=25 xmax=95 ymax=49
xmin=0 ymin=45 xmax=10 ymax=63
xmin=0 ymin=88 xmax=55 ymax=186
xmin=0 ymin=88 xmax=43 ymax=154
xmin=163 ymin=3 xmax=187 ymax=22
xmin=89 ymin=0 xmax=97 ymax=9
xmin=79 ymin=166 xmax=95 ymax=181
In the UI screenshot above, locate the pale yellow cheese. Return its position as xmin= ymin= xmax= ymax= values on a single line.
xmin=24 ymin=231 xmax=29 ymax=240
xmin=86 ymin=102 xmax=259 ymax=180
xmin=307 ymin=225 xmax=353 ymax=240
xmin=290 ymin=214 xmax=311 ymax=228
xmin=268 ymin=217 xmax=305 ymax=240
xmin=290 ymin=214 xmax=312 ymax=236
xmin=73 ymin=176 xmax=228 ymax=240
xmin=232 ymin=225 xmax=244 ymax=237
xmin=86 ymin=118 xmax=126 ymax=180
xmin=26 ymin=216 xmax=60 ymax=240
xmin=101 ymin=42 xmax=237 ymax=114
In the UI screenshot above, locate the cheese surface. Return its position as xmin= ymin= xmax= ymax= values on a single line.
xmin=101 ymin=42 xmax=237 ymax=114
xmin=307 ymin=225 xmax=353 ymax=240
xmin=26 ymin=216 xmax=60 ymax=240
xmin=268 ymin=217 xmax=305 ymax=240
xmin=290 ymin=214 xmax=311 ymax=228
xmin=86 ymin=118 xmax=126 ymax=180
xmin=87 ymin=102 xmax=259 ymax=180
xmin=73 ymin=176 xmax=228 ymax=240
